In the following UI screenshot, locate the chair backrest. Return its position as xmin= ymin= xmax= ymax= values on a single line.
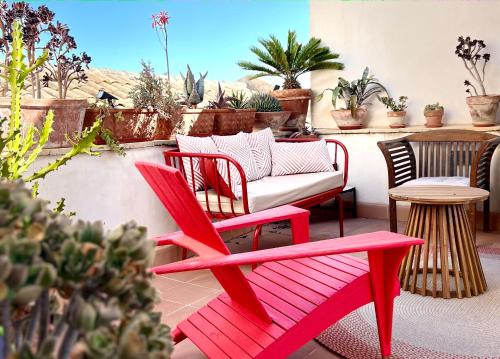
xmin=135 ymin=161 xmax=271 ymax=321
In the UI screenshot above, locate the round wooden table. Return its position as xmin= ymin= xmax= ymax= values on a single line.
xmin=389 ymin=185 xmax=489 ymax=299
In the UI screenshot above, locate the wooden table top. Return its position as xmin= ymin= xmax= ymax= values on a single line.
xmin=389 ymin=185 xmax=489 ymax=205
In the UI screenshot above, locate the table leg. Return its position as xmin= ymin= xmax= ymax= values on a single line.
xmin=399 ymin=203 xmax=487 ymax=298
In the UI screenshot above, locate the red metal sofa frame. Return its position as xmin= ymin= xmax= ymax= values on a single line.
xmin=163 ymin=138 xmax=349 ymax=255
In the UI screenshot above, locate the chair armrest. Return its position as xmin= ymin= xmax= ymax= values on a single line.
xmin=471 ymin=137 xmax=500 ymax=190
xmin=377 ymin=138 xmax=417 ymax=188
xmin=151 ymin=231 xmax=423 ymax=274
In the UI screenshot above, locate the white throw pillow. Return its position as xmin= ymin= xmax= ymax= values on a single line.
xmin=243 ymin=128 xmax=275 ymax=177
xmin=270 ymin=140 xmax=334 ymax=176
xmin=212 ymin=133 xmax=261 ymax=195
xmin=175 ymin=135 xmax=219 ymax=190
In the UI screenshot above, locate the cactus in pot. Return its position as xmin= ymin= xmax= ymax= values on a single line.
xmin=249 ymin=93 xmax=291 ymax=134
xmin=179 ymin=64 xmax=207 ymax=109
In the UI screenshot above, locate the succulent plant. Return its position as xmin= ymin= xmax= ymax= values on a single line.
xmin=378 ymin=96 xmax=408 ymax=112
xmin=248 ymin=93 xmax=282 ymax=112
xmin=0 ymin=180 xmax=173 ymax=359
xmin=424 ymin=102 xmax=444 ymax=112
xmin=208 ymin=82 xmax=230 ymax=109
xmin=228 ymin=90 xmax=251 ymax=109
xmin=179 ymin=64 xmax=207 ymax=108
xmin=455 ymin=36 xmax=490 ymax=96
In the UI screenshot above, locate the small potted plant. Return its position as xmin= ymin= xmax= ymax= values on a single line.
xmin=379 ymin=96 xmax=408 ymax=128
xmin=238 ymin=30 xmax=343 ymax=131
xmin=178 ymin=65 xmax=215 ymax=136
xmin=455 ymin=36 xmax=499 ymax=126
xmin=424 ymin=102 xmax=444 ymax=128
xmin=248 ymin=93 xmax=291 ymax=134
xmin=290 ymin=123 xmax=320 ymax=139
xmin=227 ymin=90 xmax=256 ymax=134
xmin=317 ymin=67 xmax=387 ymax=129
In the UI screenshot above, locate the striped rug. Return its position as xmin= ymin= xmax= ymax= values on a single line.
xmin=317 ymin=249 xmax=500 ymax=359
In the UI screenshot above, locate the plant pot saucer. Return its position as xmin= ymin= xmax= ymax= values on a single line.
xmin=425 ymin=124 xmax=443 ymax=128
xmin=389 ymin=124 xmax=406 ymax=129
xmin=338 ymin=125 xmax=363 ymax=130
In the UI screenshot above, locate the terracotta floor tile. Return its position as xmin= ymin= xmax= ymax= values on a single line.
xmin=163 ymin=305 xmax=199 ymax=328
xmin=187 ymin=272 xmax=223 ymax=290
xmin=172 ymin=339 xmax=207 ymax=359
xmin=155 ymin=300 xmax=185 ymax=316
xmin=162 ymin=282 xmax=219 ymax=306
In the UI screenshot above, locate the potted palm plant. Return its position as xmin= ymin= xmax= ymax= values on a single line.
xmin=238 ymin=30 xmax=343 ymax=131
xmin=456 ymin=36 xmax=499 ymax=126
xmin=249 ymin=93 xmax=291 ymax=135
xmin=317 ymin=67 xmax=387 ymax=129
xmin=379 ymin=95 xmax=408 ymax=128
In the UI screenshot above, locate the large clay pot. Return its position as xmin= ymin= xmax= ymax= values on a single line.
xmin=84 ymin=108 xmax=157 ymax=143
xmin=253 ymin=111 xmax=292 ymax=135
xmin=213 ymin=108 xmax=256 ymax=135
xmin=271 ymin=88 xmax=312 ymax=130
xmin=424 ymin=109 xmax=444 ymax=128
xmin=466 ymin=95 xmax=500 ymax=127
xmin=181 ymin=109 xmax=216 ymax=136
xmin=387 ymin=111 xmax=406 ymax=128
xmin=0 ymin=98 xmax=87 ymax=148
xmin=330 ymin=107 xmax=368 ymax=130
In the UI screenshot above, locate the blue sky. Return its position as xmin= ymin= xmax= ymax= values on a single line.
xmin=23 ymin=0 xmax=309 ymax=81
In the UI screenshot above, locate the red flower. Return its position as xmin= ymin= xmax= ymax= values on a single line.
xmin=152 ymin=11 xmax=169 ymax=28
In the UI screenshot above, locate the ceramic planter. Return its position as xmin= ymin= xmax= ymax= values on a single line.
xmin=253 ymin=111 xmax=292 ymax=135
xmin=0 ymin=98 xmax=87 ymax=148
xmin=271 ymin=88 xmax=312 ymax=131
xmin=330 ymin=108 xmax=368 ymax=130
xmin=84 ymin=108 xmax=158 ymax=143
xmin=424 ymin=110 xmax=444 ymax=128
xmin=212 ymin=108 xmax=256 ymax=136
xmin=466 ymin=95 xmax=500 ymax=127
xmin=181 ymin=109 xmax=216 ymax=136
xmin=387 ymin=111 xmax=406 ymax=128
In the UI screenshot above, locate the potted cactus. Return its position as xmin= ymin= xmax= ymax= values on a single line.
xmin=456 ymin=36 xmax=499 ymax=126
xmin=238 ymin=30 xmax=343 ymax=131
xmin=249 ymin=93 xmax=291 ymax=134
xmin=227 ymin=90 xmax=256 ymax=134
xmin=424 ymin=102 xmax=444 ymax=128
xmin=379 ymin=95 xmax=408 ymax=128
xmin=317 ymin=67 xmax=387 ymax=130
xmin=209 ymin=85 xmax=255 ymax=135
xmin=179 ymin=65 xmax=215 ymax=136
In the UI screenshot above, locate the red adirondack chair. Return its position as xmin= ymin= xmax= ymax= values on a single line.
xmin=136 ymin=162 xmax=423 ymax=359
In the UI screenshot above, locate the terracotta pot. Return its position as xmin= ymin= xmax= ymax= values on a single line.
xmin=387 ymin=111 xmax=406 ymax=128
xmin=84 ymin=108 xmax=157 ymax=143
xmin=181 ymin=109 xmax=216 ymax=136
xmin=213 ymin=108 xmax=256 ymax=135
xmin=466 ymin=95 xmax=500 ymax=127
xmin=0 ymin=98 xmax=87 ymax=148
xmin=253 ymin=111 xmax=292 ymax=135
xmin=329 ymin=108 xmax=368 ymax=130
xmin=271 ymin=88 xmax=312 ymax=131
xmin=424 ymin=109 xmax=444 ymax=128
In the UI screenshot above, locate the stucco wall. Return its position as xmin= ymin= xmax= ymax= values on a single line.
xmin=32 ymin=145 xmax=177 ymax=238
xmin=310 ymin=0 xmax=500 ymax=129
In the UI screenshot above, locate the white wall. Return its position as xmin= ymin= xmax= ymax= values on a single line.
xmin=310 ymin=0 xmax=500 ymax=129
xmin=32 ymin=145 xmax=177 ymax=238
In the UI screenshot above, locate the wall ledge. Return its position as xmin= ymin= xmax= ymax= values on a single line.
xmin=317 ymin=124 xmax=500 ymax=135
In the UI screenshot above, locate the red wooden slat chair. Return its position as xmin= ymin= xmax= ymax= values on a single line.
xmin=136 ymin=162 xmax=423 ymax=359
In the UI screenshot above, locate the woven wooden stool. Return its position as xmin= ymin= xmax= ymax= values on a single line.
xmin=389 ymin=185 xmax=489 ymax=299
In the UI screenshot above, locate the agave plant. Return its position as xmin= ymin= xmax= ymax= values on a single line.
xmin=208 ymin=82 xmax=230 ymax=109
xmin=228 ymin=90 xmax=250 ymax=109
xmin=317 ymin=67 xmax=387 ymax=116
xmin=179 ymin=64 xmax=207 ymax=108
xmin=248 ymin=93 xmax=282 ymax=112
xmin=238 ymin=30 xmax=344 ymax=89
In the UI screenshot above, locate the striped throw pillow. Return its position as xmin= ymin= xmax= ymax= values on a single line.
xmin=176 ymin=135 xmax=219 ymax=191
xmin=243 ymin=128 xmax=275 ymax=178
xmin=270 ymin=140 xmax=334 ymax=176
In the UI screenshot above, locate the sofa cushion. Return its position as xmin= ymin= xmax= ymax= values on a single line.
xmin=243 ymin=128 xmax=275 ymax=177
xmin=196 ymin=171 xmax=344 ymax=214
xmin=400 ymin=176 xmax=469 ymax=187
xmin=270 ymin=140 xmax=334 ymax=176
xmin=176 ymin=135 xmax=219 ymax=191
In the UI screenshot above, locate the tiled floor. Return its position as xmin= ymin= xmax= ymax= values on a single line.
xmin=152 ymin=209 xmax=499 ymax=358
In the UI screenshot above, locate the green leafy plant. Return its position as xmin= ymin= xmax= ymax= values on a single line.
xmin=0 ymin=20 xmax=101 ymax=194
xmin=0 ymin=180 xmax=173 ymax=359
xmin=238 ymin=30 xmax=344 ymax=89
xmin=228 ymin=90 xmax=251 ymax=109
xmin=379 ymin=96 xmax=408 ymax=112
xmin=248 ymin=93 xmax=282 ymax=112
xmin=179 ymin=64 xmax=207 ymax=108
xmin=208 ymin=82 xmax=230 ymax=109
xmin=424 ymin=102 xmax=444 ymax=112
xmin=317 ymin=67 xmax=387 ymax=116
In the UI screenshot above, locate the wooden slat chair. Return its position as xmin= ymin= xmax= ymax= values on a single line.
xmin=136 ymin=162 xmax=422 ymax=358
xmin=378 ymin=129 xmax=499 ymax=233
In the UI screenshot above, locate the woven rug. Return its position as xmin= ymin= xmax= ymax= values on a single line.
xmin=317 ymin=248 xmax=500 ymax=359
